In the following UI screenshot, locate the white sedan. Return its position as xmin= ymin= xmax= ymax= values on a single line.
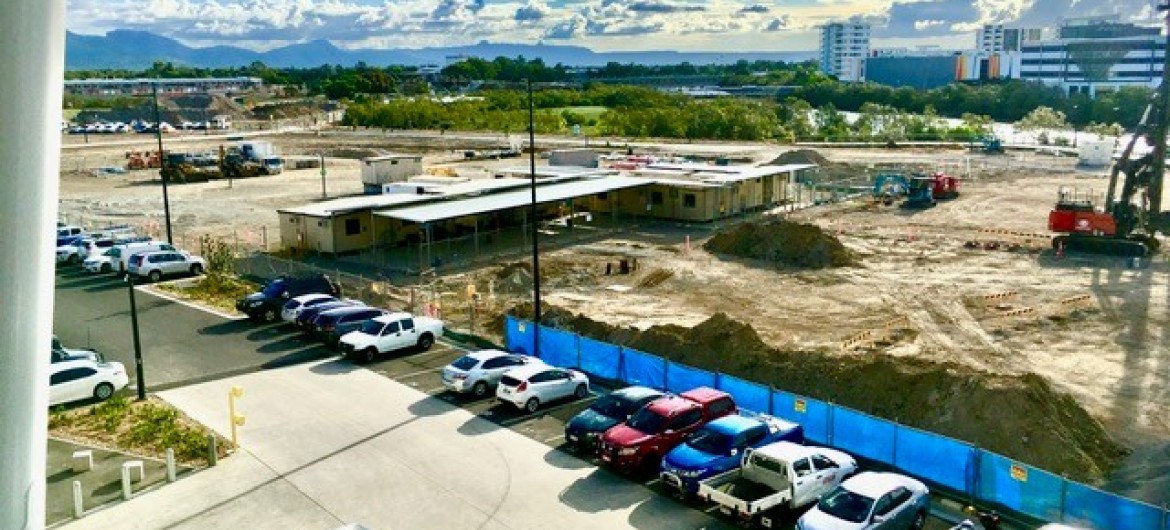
xmin=49 ymin=359 xmax=129 ymax=406
xmin=441 ymin=349 xmax=544 ymax=397
xmin=798 ymin=472 xmax=930 ymax=530
xmin=496 ymin=364 xmax=590 ymax=412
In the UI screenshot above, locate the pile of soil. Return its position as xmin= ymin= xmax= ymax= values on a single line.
xmin=704 ymin=219 xmax=856 ymax=269
xmin=503 ymin=306 xmax=1126 ymax=483
xmin=769 ymin=149 xmax=830 ymax=166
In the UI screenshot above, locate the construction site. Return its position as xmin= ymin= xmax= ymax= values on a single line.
xmin=57 ymin=124 xmax=1170 ymax=510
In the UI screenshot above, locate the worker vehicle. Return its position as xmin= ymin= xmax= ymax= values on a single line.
xmin=698 ymin=441 xmax=857 ymax=528
xmin=237 ymin=274 xmax=340 ymax=322
xmin=660 ymin=413 xmax=804 ymax=497
xmin=902 ymin=172 xmax=959 ymax=209
xmin=598 ymin=387 xmax=737 ymax=474
xmin=796 ymin=471 xmax=929 ymax=530
xmin=872 ymin=173 xmax=910 ymax=205
xmin=976 ymin=136 xmax=1005 ymax=154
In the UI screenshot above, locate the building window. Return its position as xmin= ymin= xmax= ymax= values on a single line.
xmin=683 ymin=194 xmax=697 ymax=208
xmin=596 ymin=192 xmax=608 ymax=200
xmin=289 ymin=217 xmax=298 ymax=224
xmin=345 ymin=218 xmax=361 ymax=236
xmin=650 ymin=191 xmax=664 ymax=205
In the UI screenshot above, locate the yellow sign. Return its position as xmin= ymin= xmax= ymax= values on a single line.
xmin=1010 ymin=463 xmax=1028 ymax=482
xmin=794 ymin=399 xmax=807 ymax=413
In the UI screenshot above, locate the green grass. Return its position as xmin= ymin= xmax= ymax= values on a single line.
xmin=554 ymin=106 xmax=608 ymax=120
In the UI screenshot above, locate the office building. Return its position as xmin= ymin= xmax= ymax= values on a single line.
xmin=819 ymin=22 xmax=871 ymax=82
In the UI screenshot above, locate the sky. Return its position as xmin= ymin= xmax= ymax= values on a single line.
xmin=65 ymin=0 xmax=1165 ymax=53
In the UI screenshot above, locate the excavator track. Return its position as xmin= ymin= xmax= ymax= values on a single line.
xmin=1052 ymin=235 xmax=1152 ymax=257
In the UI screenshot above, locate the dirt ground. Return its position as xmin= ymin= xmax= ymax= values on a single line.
xmin=59 ymin=134 xmax=1169 ymax=492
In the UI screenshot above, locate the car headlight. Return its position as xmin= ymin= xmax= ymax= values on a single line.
xmin=618 ymin=447 xmax=639 ymax=456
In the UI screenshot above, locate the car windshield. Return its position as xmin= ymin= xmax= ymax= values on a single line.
xmin=359 ymin=320 xmax=384 ymax=334
xmin=451 ymin=355 xmax=479 ymax=370
xmin=590 ymin=395 xmax=635 ymax=419
xmin=261 ymin=280 xmax=286 ymax=296
xmin=686 ymin=428 xmax=733 ymax=454
xmin=626 ymin=407 xmax=668 ymax=434
xmin=816 ymin=487 xmax=874 ymax=524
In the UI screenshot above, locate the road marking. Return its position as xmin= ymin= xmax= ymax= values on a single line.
xmin=541 ymin=434 xmax=566 ymax=445
xmin=137 ymin=285 xmax=246 ymax=320
xmin=394 ymin=366 xmax=445 ymax=379
xmin=498 ymin=395 xmax=597 ymax=427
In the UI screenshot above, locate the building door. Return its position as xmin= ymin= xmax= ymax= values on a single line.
xmin=763 ymin=175 xmax=775 ymax=206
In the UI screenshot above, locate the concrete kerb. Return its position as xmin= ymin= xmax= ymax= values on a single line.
xmin=136 ymin=281 xmax=247 ymax=321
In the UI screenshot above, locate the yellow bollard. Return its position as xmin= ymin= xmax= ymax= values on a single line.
xmin=228 ymin=386 xmax=245 ymax=447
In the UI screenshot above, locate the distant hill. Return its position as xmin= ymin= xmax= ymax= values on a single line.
xmin=65 ymin=30 xmax=816 ymax=70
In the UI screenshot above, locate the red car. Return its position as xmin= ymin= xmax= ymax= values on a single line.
xmin=598 ymin=387 xmax=737 ymax=474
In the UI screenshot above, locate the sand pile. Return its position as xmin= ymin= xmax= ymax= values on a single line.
xmin=768 ymin=149 xmax=830 ymax=166
xmin=502 ymin=307 xmax=1126 ymax=483
xmin=704 ymin=219 xmax=855 ymax=269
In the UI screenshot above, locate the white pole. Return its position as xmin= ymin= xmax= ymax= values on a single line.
xmin=0 ymin=2 xmax=65 ymax=529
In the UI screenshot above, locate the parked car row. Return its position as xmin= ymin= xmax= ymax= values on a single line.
xmin=67 ymin=239 xmax=206 ymax=282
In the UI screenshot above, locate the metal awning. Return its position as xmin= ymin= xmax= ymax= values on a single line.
xmin=374 ymin=176 xmax=650 ymax=224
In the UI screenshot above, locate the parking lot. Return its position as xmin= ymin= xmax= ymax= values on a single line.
xmin=54 ymin=265 xmax=958 ymax=529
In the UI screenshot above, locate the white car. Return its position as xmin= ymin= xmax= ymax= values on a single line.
xmin=797 ymin=472 xmax=930 ymax=530
xmin=338 ymin=312 xmax=444 ymax=363
xmin=441 ymin=349 xmax=544 ymax=397
xmin=49 ymin=359 xmax=129 ymax=406
xmin=496 ymin=364 xmax=590 ymax=412
xmin=127 ymin=250 xmax=206 ymax=282
xmin=281 ymin=293 xmax=337 ymax=323
xmin=109 ymin=241 xmax=176 ymax=274
xmin=82 ymin=248 xmax=116 ymax=273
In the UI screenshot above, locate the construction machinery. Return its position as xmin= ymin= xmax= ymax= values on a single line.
xmin=978 ymin=136 xmax=1005 ymax=154
xmin=902 ymin=172 xmax=960 ymax=209
xmin=872 ymin=173 xmax=910 ymax=205
xmin=1048 ymin=16 xmax=1170 ymax=257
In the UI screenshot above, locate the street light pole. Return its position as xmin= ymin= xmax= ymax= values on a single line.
xmin=152 ymin=81 xmax=174 ymax=244
xmin=527 ymin=78 xmax=541 ymax=356
xmin=126 ymin=275 xmax=146 ymax=401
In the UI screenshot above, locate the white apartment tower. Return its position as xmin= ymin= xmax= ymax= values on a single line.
xmin=977 ymin=24 xmax=1046 ymax=53
xmin=820 ymin=22 xmax=871 ymax=82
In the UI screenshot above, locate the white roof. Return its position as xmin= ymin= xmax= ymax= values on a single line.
xmin=754 ymin=441 xmax=822 ymax=461
xmin=495 ymin=166 xmax=617 ymax=179
xmin=363 ymin=155 xmax=422 ymax=163
xmin=375 ymin=175 xmax=650 ymax=224
xmin=840 ymin=472 xmax=925 ymax=498
xmin=465 ymin=349 xmax=510 ymax=361
xmin=502 ymin=363 xmax=558 ymax=380
xmin=279 ymin=193 xmax=435 ymax=218
xmin=375 ymin=312 xmax=413 ymax=323
xmin=635 ymin=163 xmax=816 ymax=185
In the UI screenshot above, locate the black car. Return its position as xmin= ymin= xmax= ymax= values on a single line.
xmin=296 ymin=300 xmax=358 ymax=330
xmin=314 ymin=307 xmax=387 ymax=348
xmin=236 ymin=274 xmax=339 ymax=322
xmin=564 ymin=386 xmax=665 ymax=451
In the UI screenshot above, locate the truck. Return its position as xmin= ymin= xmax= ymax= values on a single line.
xmin=659 ymin=413 xmax=804 ymax=497
xmin=338 ymin=312 xmax=444 ymax=363
xmin=598 ymin=387 xmax=737 ymax=474
xmin=696 ymin=441 xmax=857 ymax=528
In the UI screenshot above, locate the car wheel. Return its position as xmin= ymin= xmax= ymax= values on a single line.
xmin=190 ymin=264 xmax=203 ymax=276
xmin=525 ymin=397 xmax=540 ymax=413
xmin=363 ymin=347 xmax=379 ymax=364
xmin=94 ymin=383 xmax=114 ymax=401
xmin=262 ymin=307 xmax=277 ymax=323
xmin=574 ymin=384 xmax=588 ymax=399
xmin=417 ymin=333 xmax=434 ymax=351
xmin=472 ymin=381 xmax=489 ymax=397
xmin=148 ymin=270 xmax=162 ymax=282
xmin=100 ymin=263 xmax=111 ymax=273
xmin=911 ymin=511 xmax=926 ymax=530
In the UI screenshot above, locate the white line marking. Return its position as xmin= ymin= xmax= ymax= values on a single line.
xmin=542 ymin=434 xmax=566 ymax=445
xmin=395 ymin=366 xmax=445 ymax=379
xmin=137 ymin=285 xmax=246 ymax=320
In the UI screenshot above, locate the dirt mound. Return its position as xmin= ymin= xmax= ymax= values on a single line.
xmin=769 ymin=149 xmax=830 ymax=166
xmin=704 ymin=219 xmax=855 ymax=269
xmin=501 ymin=307 xmax=1125 ymax=483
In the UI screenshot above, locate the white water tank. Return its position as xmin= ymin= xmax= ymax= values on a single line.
xmin=1077 ymin=139 xmax=1113 ymax=168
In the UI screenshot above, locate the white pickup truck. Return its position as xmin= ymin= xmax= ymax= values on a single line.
xmin=338 ymin=311 xmax=444 ymax=363
xmin=697 ymin=441 xmax=857 ymax=528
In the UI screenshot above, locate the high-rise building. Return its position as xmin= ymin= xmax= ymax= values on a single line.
xmin=1019 ymin=16 xmax=1165 ymax=97
xmin=977 ymin=24 xmax=1046 ymax=53
xmin=819 ymin=22 xmax=871 ymax=82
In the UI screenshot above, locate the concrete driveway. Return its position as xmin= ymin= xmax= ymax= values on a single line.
xmin=61 ymin=359 xmax=734 ymax=530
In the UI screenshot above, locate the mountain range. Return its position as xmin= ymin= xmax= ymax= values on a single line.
xmin=66 ymin=30 xmax=816 ymax=70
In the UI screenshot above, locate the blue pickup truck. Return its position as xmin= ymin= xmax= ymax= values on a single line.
xmin=659 ymin=413 xmax=803 ymax=497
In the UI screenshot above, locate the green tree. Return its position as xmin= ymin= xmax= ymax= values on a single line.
xmin=1015 ymin=106 xmax=1069 ymax=130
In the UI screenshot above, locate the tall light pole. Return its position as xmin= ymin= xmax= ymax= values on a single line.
xmin=527 ymin=79 xmax=542 ymax=356
xmin=151 ymin=81 xmax=174 ymax=244
xmin=126 ymin=275 xmax=146 ymax=401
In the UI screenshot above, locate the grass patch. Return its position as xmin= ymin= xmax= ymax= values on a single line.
xmin=50 ymin=396 xmax=231 ymax=466
xmin=157 ymin=274 xmax=258 ymax=314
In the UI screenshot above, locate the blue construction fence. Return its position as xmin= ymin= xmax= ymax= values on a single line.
xmin=505 ymin=317 xmax=1170 ymax=530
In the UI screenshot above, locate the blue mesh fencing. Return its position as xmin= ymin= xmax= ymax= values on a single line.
xmin=620 ymin=348 xmax=667 ymax=390
xmin=665 ymin=362 xmax=718 ymax=394
xmin=1062 ymin=482 xmax=1165 ymax=530
xmin=893 ymin=425 xmax=974 ymax=493
xmin=977 ymin=451 xmax=1063 ymax=521
xmin=578 ymin=336 xmax=621 ymax=381
xmin=718 ymin=375 xmax=770 ymax=414
xmin=537 ymin=325 xmax=578 ymax=369
xmin=771 ymin=390 xmax=831 ymax=444
xmin=504 ymin=316 xmax=535 ymax=355
xmin=831 ymin=407 xmax=897 ymax=464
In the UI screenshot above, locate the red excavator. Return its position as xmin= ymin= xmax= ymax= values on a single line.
xmin=1048 ymin=17 xmax=1170 ymax=257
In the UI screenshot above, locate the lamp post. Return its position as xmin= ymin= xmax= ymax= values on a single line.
xmin=527 ymin=78 xmax=541 ymax=356
xmin=126 ymin=274 xmax=146 ymax=401
xmin=151 ymin=81 xmax=174 ymax=244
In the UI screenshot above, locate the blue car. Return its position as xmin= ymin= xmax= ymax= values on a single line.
xmin=660 ymin=413 xmax=803 ymax=497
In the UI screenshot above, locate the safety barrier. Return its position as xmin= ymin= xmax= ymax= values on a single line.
xmin=990 ymin=306 xmax=1037 ymax=319
xmin=505 ymin=316 xmax=1170 ymax=530
xmin=981 ymin=290 xmax=1019 ymax=304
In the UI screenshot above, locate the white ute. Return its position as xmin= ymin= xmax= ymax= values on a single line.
xmin=698 ymin=441 xmax=857 ymax=528
xmin=338 ymin=312 xmax=444 ymax=363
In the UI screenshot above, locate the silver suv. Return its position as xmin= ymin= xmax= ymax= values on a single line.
xmin=128 ymin=250 xmax=206 ymax=282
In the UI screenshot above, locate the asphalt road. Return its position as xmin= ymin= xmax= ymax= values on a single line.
xmin=53 ymin=266 xmax=334 ymax=391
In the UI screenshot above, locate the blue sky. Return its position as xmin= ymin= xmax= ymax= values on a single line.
xmin=65 ymin=0 xmax=1164 ymax=52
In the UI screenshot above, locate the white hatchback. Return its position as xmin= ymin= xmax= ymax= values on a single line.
xmin=496 ymin=364 xmax=590 ymax=412
xmin=49 ymin=359 xmax=129 ymax=406
xmin=441 ymin=349 xmax=544 ymax=397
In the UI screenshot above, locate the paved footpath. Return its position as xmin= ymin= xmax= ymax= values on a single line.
xmin=62 ymin=359 xmax=733 ymax=530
